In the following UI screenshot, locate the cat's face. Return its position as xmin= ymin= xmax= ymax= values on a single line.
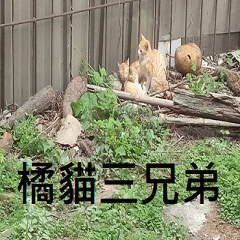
xmin=138 ymin=34 xmax=151 ymax=61
xmin=117 ymin=59 xmax=129 ymax=83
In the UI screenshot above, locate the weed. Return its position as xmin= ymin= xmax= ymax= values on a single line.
xmin=80 ymin=57 xmax=114 ymax=89
xmin=0 ymin=123 xmax=11 ymax=139
xmin=226 ymin=58 xmax=233 ymax=67
xmin=8 ymin=205 xmax=64 ymax=240
xmin=13 ymin=113 xmax=68 ymax=165
xmin=188 ymin=72 xmax=226 ymax=95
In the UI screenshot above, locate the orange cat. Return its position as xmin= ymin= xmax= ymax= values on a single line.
xmin=117 ymin=59 xmax=144 ymax=95
xmin=138 ymin=34 xmax=167 ymax=94
xmin=124 ymin=63 xmax=144 ymax=95
xmin=117 ymin=59 xmax=130 ymax=84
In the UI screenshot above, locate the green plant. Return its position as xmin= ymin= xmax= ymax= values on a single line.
xmin=13 ymin=113 xmax=68 ymax=165
xmin=71 ymin=89 xmax=118 ymax=128
xmin=226 ymin=58 xmax=233 ymax=67
xmin=188 ymin=72 xmax=226 ymax=95
xmin=0 ymin=155 xmax=33 ymax=193
xmin=0 ymin=123 xmax=11 ymax=139
xmin=9 ymin=205 xmax=63 ymax=240
xmin=219 ymin=70 xmax=227 ymax=82
xmin=232 ymin=50 xmax=240 ymax=62
xmin=13 ymin=114 xmax=43 ymax=156
xmin=190 ymin=63 xmax=197 ymax=71
xmin=80 ymin=58 xmax=114 ymax=89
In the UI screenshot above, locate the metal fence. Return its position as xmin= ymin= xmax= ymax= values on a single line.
xmin=0 ymin=0 xmax=240 ymax=110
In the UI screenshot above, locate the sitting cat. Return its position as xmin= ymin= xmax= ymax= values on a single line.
xmin=117 ymin=59 xmax=144 ymax=95
xmin=124 ymin=63 xmax=144 ymax=96
xmin=117 ymin=59 xmax=130 ymax=84
xmin=138 ymin=34 xmax=167 ymax=94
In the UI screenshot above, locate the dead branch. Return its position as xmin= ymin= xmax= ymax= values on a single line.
xmin=160 ymin=116 xmax=240 ymax=127
xmin=87 ymin=84 xmax=174 ymax=109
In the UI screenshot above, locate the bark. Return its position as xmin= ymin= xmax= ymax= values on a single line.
xmin=7 ymin=86 xmax=55 ymax=127
xmin=173 ymin=89 xmax=240 ymax=124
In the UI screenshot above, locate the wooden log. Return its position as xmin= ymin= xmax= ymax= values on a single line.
xmin=62 ymin=77 xmax=87 ymax=118
xmin=161 ymin=116 xmax=240 ymax=127
xmin=173 ymin=89 xmax=240 ymax=124
xmin=87 ymin=84 xmax=174 ymax=108
xmin=7 ymin=86 xmax=55 ymax=128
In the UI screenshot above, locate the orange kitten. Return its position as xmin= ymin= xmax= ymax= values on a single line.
xmin=118 ymin=59 xmax=145 ymax=86
xmin=124 ymin=63 xmax=144 ymax=96
xmin=117 ymin=59 xmax=129 ymax=84
xmin=138 ymin=34 xmax=167 ymax=94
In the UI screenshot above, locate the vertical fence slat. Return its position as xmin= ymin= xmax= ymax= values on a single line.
xmin=52 ymin=0 xmax=64 ymax=92
xmin=98 ymin=0 xmax=105 ymax=68
xmin=169 ymin=0 xmax=172 ymax=69
xmin=88 ymin=0 xmax=90 ymax=63
xmin=185 ymin=0 xmax=187 ymax=44
xmin=104 ymin=0 xmax=107 ymax=68
xmin=0 ymin=0 xmax=5 ymax=109
xmin=199 ymin=0 xmax=203 ymax=49
xmin=227 ymin=0 xmax=232 ymax=52
xmin=138 ymin=0 xmax=141 ymax=44
xmin=153 ymin=0 xmax=157 ymax=48
xmin=156 ymin=0 xmax=161 ymax=47
xmin=12 ymin=0 xmax=15 ymax=107
xmin=32 ymin=0 xmax=36 ymax=94
xmin=72 ymin=0 xmax=88 ymax=79
xmin=213 ymin=0 xmax=218 ymax=60
xmin=122 ymin=1 xmax=125 ymax=62
xmin=13 ymin=0 xmax=31 ymax=106
xmin=70 ymin=0 xmax=73 ymax=80
xmin=50 ymin=0 xmax=53 ymax=86
xmin=4 ymin=1 xmax=13 ymax=106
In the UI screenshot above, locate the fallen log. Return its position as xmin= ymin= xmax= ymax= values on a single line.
xmin=7 ymin=86 xmax=55 ymax=128
xmin=173 ymin=89 xmax=240 ymax=124
xmin=160 ymin=116 xmax=240 ymax=127
xmin=88 ymin=84 xmax=240 ymax=125
xmin=87 ymin=84 xmax=174 ymax=109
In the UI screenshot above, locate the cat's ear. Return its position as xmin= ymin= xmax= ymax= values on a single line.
xmin=117 ymin=62 xmax=121 ymax=68
xmin=126 ymin=58 xmax=129 ymax=65
xmin=141 ymin=34 xmax=146 ymax=40
xmin=144 ymin=42 xmax=149 ymax=51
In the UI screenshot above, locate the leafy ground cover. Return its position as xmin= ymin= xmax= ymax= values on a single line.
xmin=0 ymin=69 xmax=239 ymax=239
xmin=186 ymin=63 xmax=227 ymax=95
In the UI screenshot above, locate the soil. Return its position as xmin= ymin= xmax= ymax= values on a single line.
xmin=196 ymin=202 xmax=239 ymax=240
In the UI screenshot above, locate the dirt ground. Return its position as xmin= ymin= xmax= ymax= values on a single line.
xmin=196 ymin=202 xmax=239 ymax=240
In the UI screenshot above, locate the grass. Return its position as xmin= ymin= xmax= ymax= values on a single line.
xmin=0 ymin=72 xmax=239 ymax=239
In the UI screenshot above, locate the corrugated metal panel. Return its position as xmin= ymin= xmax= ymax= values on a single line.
xmin=72 ymin=0 xmax=89 ymax=79
xmin=52 ymin=0 xmax=64 ymax=92
xmin=4 ymin=0 xmax=13 ymax=106
xmin=0 ymin=0 xmax=4 ymax=109
xmin=105 ymin=0 xmax=124 ymax=73
xmin=36 ymin=0 xmax=51 ymax=92
xmin=14 ymin=0 xmax=32 ymax=106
